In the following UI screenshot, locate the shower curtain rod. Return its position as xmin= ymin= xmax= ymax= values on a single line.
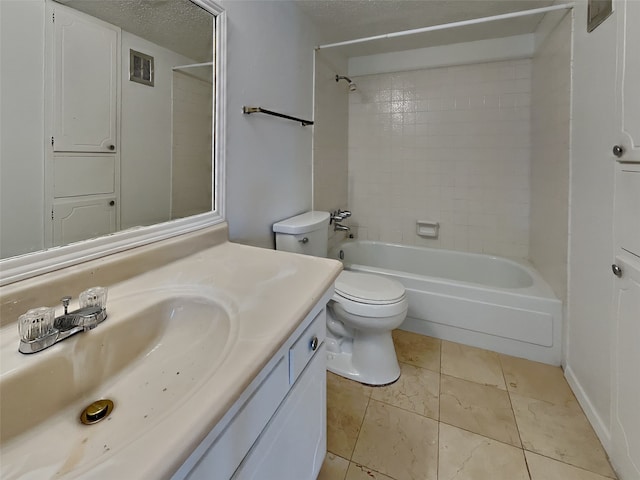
xmin=316 ymin=3 xmax=574 ymax=50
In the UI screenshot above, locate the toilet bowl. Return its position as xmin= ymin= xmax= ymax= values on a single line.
xmin=272 ymin=211 xmax=408 ymax=385
xmin=325 ymin=271 xmax=407 ymax=385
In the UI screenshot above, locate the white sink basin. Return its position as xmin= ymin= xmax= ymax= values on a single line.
xmin=0 ymin=290 xmax=237 ymax=479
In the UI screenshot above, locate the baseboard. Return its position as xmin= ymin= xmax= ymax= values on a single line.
xmin=564 ymin=364 xmax=612 ymax=453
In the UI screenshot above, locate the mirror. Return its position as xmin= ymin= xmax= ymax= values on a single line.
xmin=0 ymin=0 xmax=215 ymax=261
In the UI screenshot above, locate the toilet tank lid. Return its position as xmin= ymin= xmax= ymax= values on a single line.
xmin=272 ymin=211 xmax=330 ymax=234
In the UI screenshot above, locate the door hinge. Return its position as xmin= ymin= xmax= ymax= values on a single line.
xmin=52 ymin=11 xmax=55 ymax=23
xmin=51 ymin=208 xmax=54 ymax=220
xmin=51 ymin=136 xmax=54 ymax=147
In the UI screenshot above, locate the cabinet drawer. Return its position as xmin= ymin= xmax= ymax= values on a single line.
xmin=54 ymin=156 xmax=116 ymax=197
xmin=289 ymin=308 xmax=326 ymax=384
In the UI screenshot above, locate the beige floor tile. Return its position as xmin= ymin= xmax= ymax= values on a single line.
xmin=327 ymin=373 xmax=371 ymax=459
xmin=441 ymin=341 xmax=506 ymax=389
xmin=500 ymin=354 xmax=575 ymax=406
xmin=346 ymin=463 xmax=396 ymax=480
xmin=526 ymin=451 xmax=617 ymax=480
xmin=370 ymin=363 xmax=439 ymax=419
xmin=392 ymin=329 xmax=441 ymax=372
xmin=318 ymin=453 xmax=350 ymax=480
xmin=511 ymin=393 xmax=616 ymax=478
xmin=352 ymin=400 xmax=438 ymax=480
xmin=328 ymin=371 xmax=373 ymax=398
xmin=440 ymin=375 xmax=521 ymax=447
xmin=439 ymin=423 xmax=529 ymax=480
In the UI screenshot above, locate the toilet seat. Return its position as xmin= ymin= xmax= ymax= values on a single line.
xmin=335 ymin=271 xmax=405 ymax=305
xmin=333 ymin=271 xmax=407 ymax=318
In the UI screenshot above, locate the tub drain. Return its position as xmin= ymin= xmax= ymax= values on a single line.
xmin=80 ymin=399 xmax=114 ymax=425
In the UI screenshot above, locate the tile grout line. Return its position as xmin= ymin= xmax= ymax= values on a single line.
xmin=498 ymin=354 xmax=532 ymax=479
xmin=348 ymin=387 xmax=372 ymax=462
xmin=436 ymin=337 xmax=443 ymax=480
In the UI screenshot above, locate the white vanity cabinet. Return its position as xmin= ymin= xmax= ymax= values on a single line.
xmin=172 ymin=294 xmax=329 ymax=480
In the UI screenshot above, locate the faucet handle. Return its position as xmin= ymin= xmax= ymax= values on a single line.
xmin=61 ymin=296 xmax=72 ymax=314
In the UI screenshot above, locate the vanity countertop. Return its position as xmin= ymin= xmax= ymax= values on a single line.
xmin=0 ymin=233 xmax=342 ymax=479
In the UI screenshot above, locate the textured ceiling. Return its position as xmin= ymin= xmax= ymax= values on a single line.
xmin=296 ymin=0 xmax=556 ymax=56
xmin=58 ymin=0 xmax=213 ymax=62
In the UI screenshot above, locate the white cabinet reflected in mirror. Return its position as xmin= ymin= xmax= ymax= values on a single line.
xmin=0 ymin=0 xmax=222 ymax=271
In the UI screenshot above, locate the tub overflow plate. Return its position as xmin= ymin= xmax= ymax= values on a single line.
xmin=80 ymin=399 xmax=114 ymax=425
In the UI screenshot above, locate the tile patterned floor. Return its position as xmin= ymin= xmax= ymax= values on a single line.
xmin=318 ymin=330 xmax=617 ymax=480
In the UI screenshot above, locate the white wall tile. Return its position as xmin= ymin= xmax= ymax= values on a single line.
xmin=347 ymin=59 xmax=532 ymax=257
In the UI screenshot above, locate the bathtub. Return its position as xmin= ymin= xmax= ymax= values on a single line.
xmin=330 ymin=240 xmax=562 ymax=365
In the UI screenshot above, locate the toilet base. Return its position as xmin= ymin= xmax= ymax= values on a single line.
xmin=327 ymin=351 xmax=400 ymax=386
xmin=326 ymin=329 xmax=401 ymax=386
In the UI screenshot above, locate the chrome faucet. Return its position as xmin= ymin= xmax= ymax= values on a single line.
xmin=334 ymin=223 xmax=350 ymax=232
xmin=330 ymin=209 xmax=352 ymax=224
xmin=18 ymin=288 xmax=108 ymax=354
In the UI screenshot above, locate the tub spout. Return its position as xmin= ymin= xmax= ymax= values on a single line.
xmin=334 ymin=223 xmax=350 ymax=232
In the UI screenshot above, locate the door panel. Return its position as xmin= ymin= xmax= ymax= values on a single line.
xmin=52 ymin=196 xmax=116 ymax=247
xmin=53 ymin=4 xmax=119 ymax=152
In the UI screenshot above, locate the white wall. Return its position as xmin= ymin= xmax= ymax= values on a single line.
xmin=347 ymin=60 xmax=532 ymax=258
xmin=221 ymin=0 xmax=319 ymax=248
xmin=120 ymin=31 xmax=194 ymax=230
xmin=171 ymin=70 xmax=213 ymax=220
xmin=0 ymin=0 xmax=46 ymax=259
xmin=313 ymin=49 xmax=350 ymax=249
xmin=529 ymin=13 xmax=571 ymax=302
xmin=565 ymin=2 xmax=617 ymax=447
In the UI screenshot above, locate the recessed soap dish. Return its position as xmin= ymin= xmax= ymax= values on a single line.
xmin=416 ymin=220 xmax=439 ymax=238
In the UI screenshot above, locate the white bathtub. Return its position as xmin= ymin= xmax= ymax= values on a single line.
xmin=330 ymin=240 xmax=562 ymax=365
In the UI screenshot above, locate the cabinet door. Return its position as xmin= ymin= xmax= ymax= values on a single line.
xmin=52 ymin=196 xmax=116 ymax=247
xmin=611 ymin=255 xmax=640 ymax=480
xmin=615 ymin=0 xmax=640 ymax=162
xmin=232 ymin=347 xmax=326 ymax=480
xmin=53 ymin=4 xmax=119 ymax=152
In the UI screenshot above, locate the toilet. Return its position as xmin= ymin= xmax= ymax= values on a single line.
xmin=273 ymin=211 xmax=408 ymax=385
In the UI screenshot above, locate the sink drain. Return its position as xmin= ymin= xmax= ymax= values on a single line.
xmin=80 ymin=399 xmax=114 ymax=425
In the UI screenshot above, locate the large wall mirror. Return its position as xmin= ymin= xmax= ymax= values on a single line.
xmin=0 ymin=0 xmax=225 ymax=285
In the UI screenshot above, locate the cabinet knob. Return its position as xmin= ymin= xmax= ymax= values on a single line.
xmin=613 ymin=145 xmax=625 ymax=158
xmin=612 ymin=264 xmax=623 ymax=278
xmin=109 ymin=200 xmax=115 ymax=206
xmin=298 ymin=237 xmax=309 ymax=244
xmin=310 ymin=336 xmax=319 ymax=351
xmin=108 ymin=145 xmax=115 ymax=151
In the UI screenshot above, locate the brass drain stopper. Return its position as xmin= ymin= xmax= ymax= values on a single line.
xmin=80 ymin=399 xmax=114 ymax=425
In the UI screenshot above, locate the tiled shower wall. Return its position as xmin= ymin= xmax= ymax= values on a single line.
xmin=348 ymin=59 xmax=532 ymax=258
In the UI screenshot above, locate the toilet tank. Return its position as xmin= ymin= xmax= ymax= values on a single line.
xmin=273 ymin=211 xmax=330 ymax=257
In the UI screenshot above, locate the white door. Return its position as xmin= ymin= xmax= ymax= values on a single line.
xmin=52 ymin=3 xmax=119 ymax=152
xmin=52 ymin=196 xmax=116 ymax=247
xmin=611 ymin=1 xmax=640 ymax=478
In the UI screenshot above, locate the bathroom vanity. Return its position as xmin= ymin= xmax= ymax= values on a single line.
xmin=0 ymin=224 xmax=341 ymax=479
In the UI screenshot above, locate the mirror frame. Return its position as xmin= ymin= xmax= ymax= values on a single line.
xmin=0 ymin=0 xmax=226 ymax=287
